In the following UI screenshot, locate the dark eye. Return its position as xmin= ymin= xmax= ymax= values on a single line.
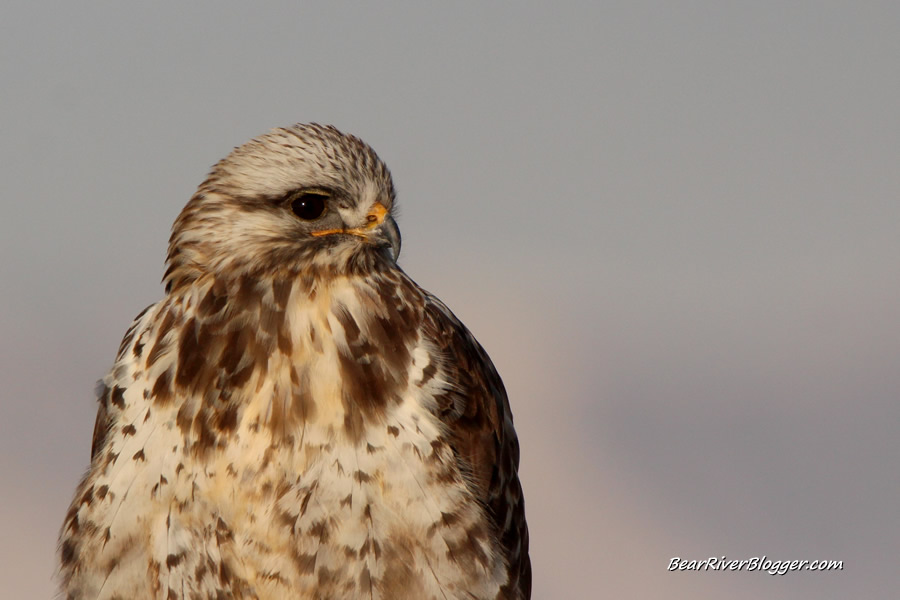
xmin=290 ymin=193 xmax=328 ymax=220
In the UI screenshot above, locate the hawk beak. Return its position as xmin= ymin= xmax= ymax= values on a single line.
xmin=364 ymin=202 xmax=402 ymax=262
xmin=311 ymin=201 xmax=401 ymax=262
xmin=379 ymin=213 xmax=402 ymax=262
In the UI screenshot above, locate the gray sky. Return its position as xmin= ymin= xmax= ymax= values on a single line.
xmin=2 ymin=2 xmax=899 ymax=598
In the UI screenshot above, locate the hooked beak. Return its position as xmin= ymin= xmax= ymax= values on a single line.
xmin=378 ymin=213 xmax=402 ymax=262
xmin=311 ymin=201 xmax=401 ymax=262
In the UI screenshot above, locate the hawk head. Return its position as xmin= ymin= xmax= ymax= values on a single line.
xmin=164 ymin=123 xmax=400 ymax=291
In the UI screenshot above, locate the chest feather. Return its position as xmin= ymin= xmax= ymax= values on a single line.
xmin=63 ymin=277 xmax=506 ymax=599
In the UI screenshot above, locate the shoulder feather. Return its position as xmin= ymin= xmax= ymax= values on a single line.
xmin=420 ymin=294 xmax=531 ymax=598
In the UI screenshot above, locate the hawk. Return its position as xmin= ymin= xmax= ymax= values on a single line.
xmin=59 ymin=124 xmax=530 ymax=599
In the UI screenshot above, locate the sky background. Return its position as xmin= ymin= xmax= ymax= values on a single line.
xmin=2 ymin=2 xmax=899 ymax=598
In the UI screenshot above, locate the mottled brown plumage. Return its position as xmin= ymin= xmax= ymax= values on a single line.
xmin=59 ymin=123 xmax=529 ymax=599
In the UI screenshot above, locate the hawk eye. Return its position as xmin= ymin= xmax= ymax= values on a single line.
xmin=290 ymin=192 xmax=328 ymax=220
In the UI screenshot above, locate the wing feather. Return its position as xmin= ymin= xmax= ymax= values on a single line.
xmin=421 ymin=294 xmax=531 ymax=599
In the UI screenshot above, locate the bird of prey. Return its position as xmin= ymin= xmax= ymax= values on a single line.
xmin=59 ymin=124 xmax=530 ymax=600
